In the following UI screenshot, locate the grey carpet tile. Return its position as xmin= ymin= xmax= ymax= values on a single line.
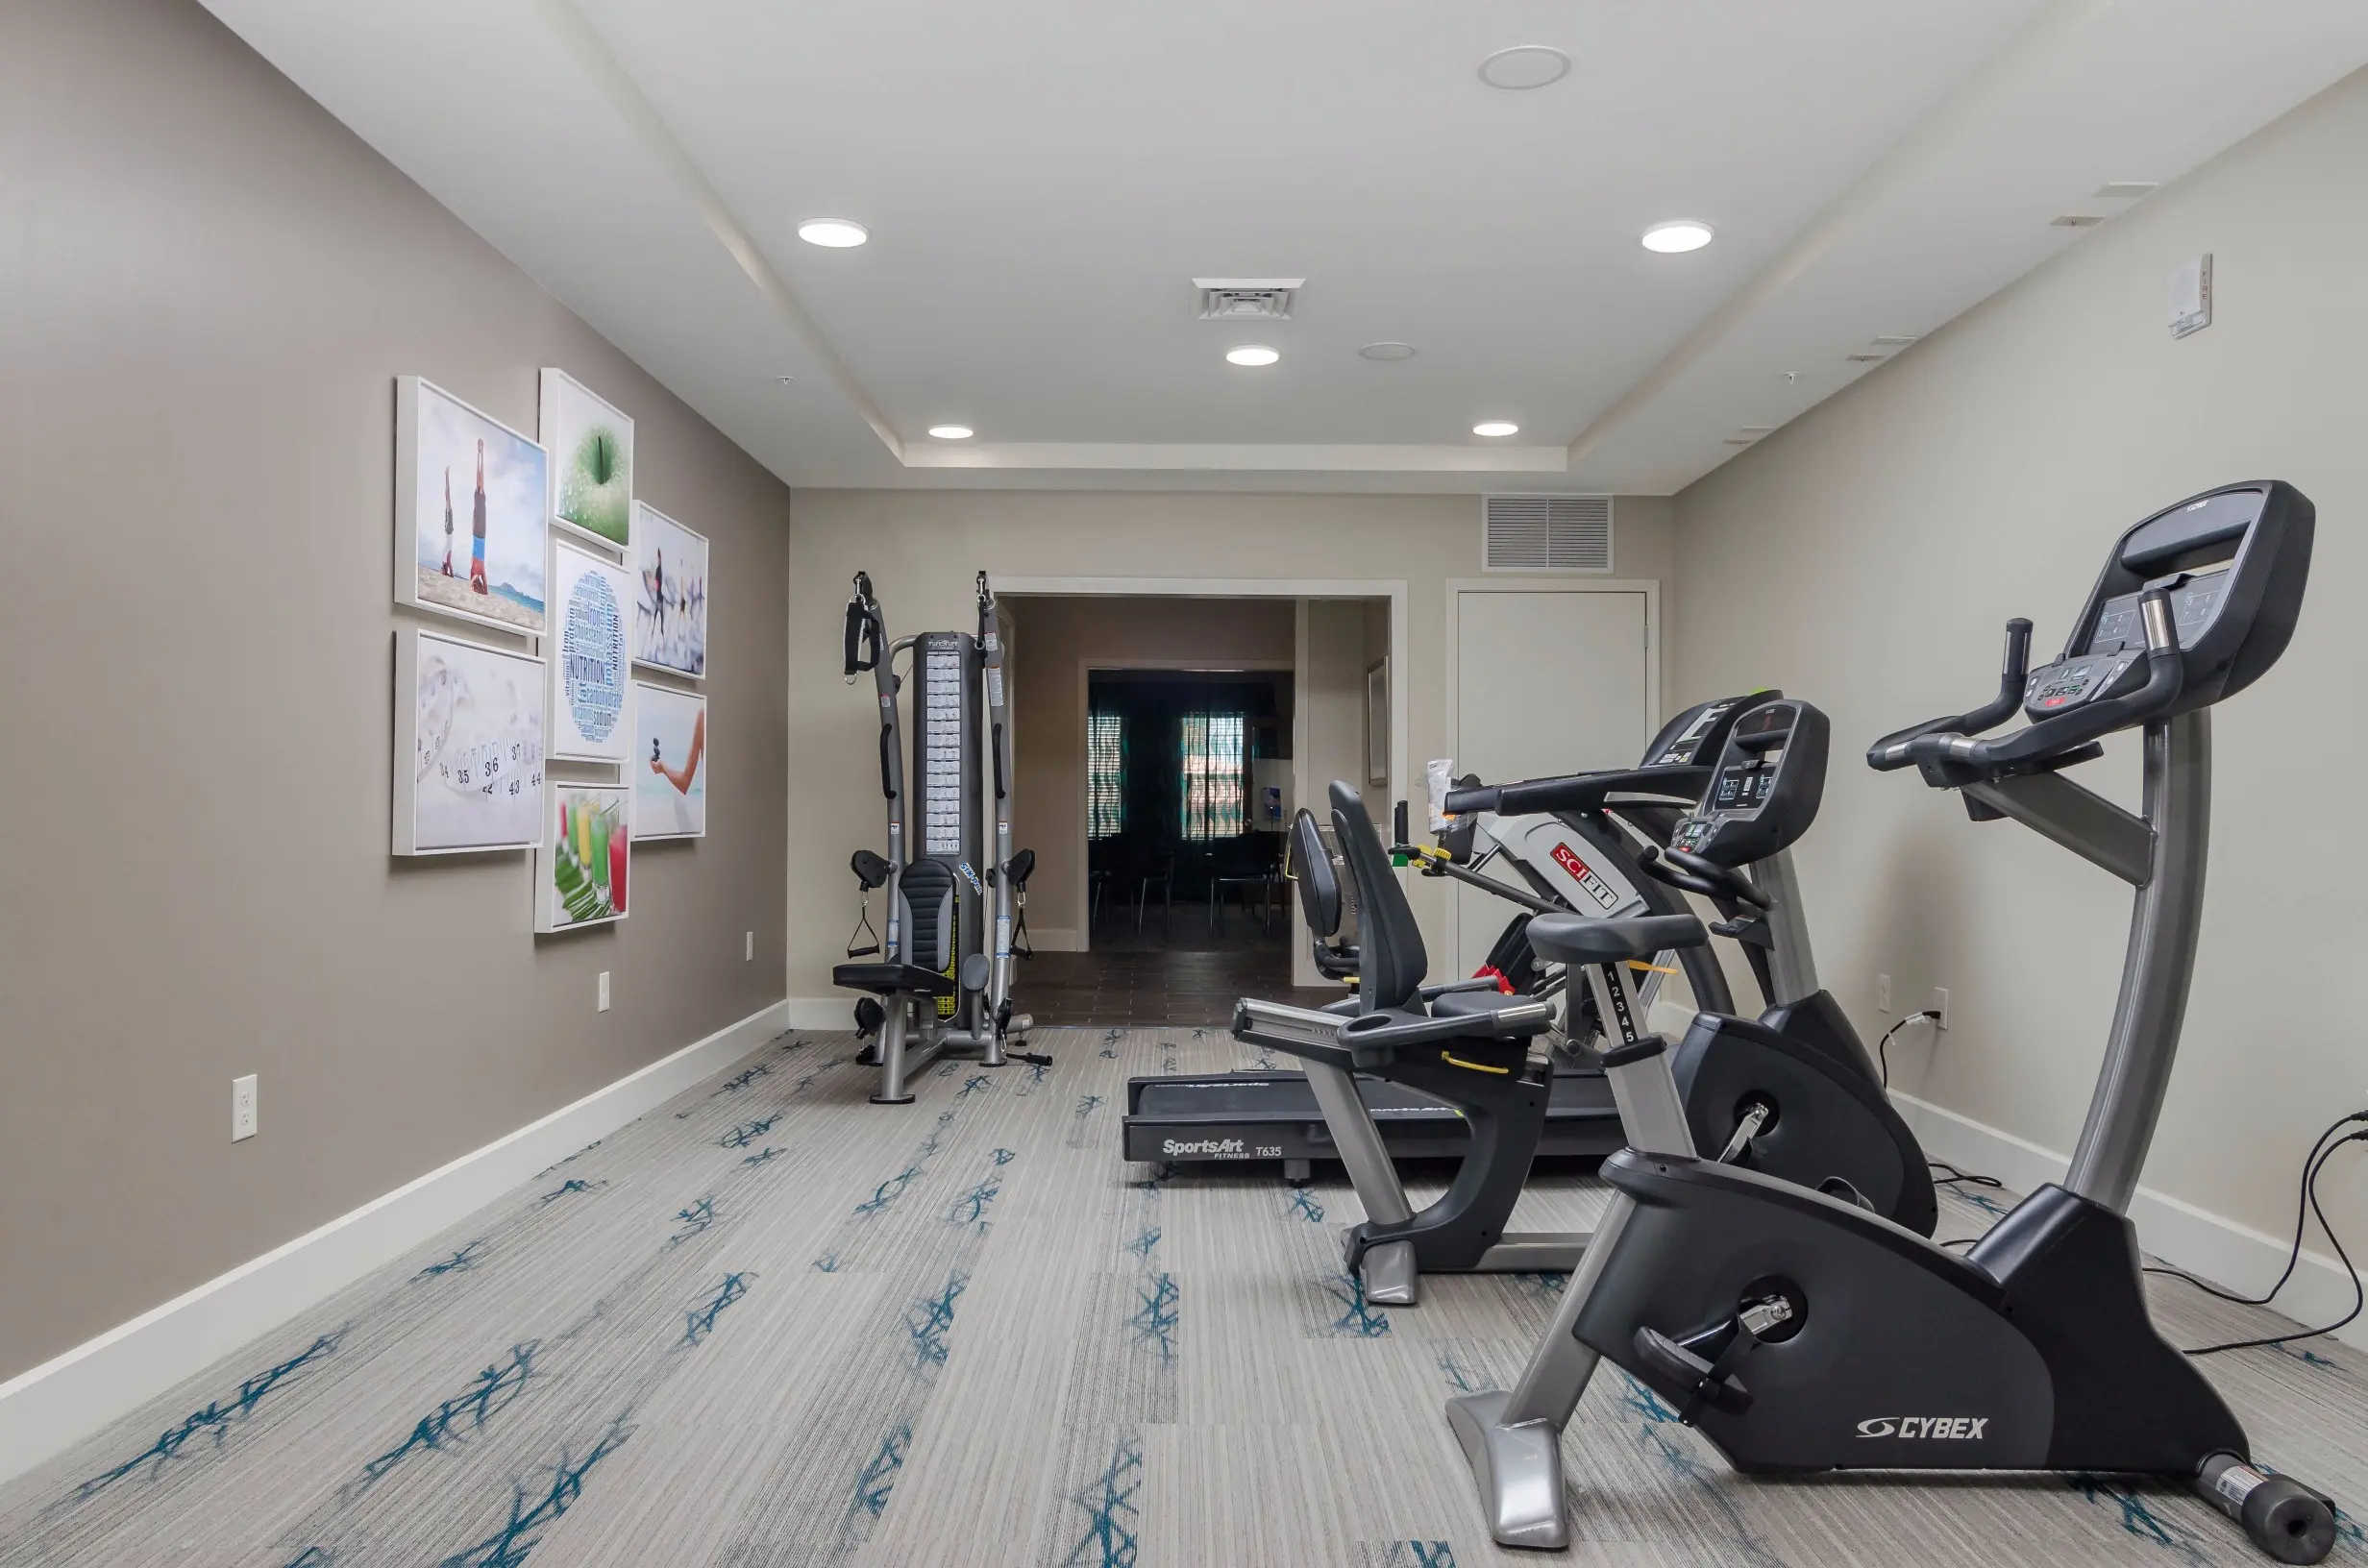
xmin=3 ymin=1025 xmax=2363 ymax=1568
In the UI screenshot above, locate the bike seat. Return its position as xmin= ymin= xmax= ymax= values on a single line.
xmin=1427 ymin=987 xmax=1538 ymax=1024
xmin=1527 ymin=912 xmax=1708 ymax=968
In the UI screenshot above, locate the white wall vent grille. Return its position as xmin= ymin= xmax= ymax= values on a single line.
xmin=1482 ymin=495 xmax=1613 ymax=573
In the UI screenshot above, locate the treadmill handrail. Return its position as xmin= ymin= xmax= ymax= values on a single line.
xmin=1448 ymin=763 xmax=1712 ymax=819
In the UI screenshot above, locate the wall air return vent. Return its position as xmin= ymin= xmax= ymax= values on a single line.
xmin=1195 ymin=277 xmax=1303 ymax=321
xmin=1482 ymin=495 xmax=1613 ymax=573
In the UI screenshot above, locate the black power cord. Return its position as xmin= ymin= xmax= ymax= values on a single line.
xmin=1874 ymin=1008 xmax=1941 ymax=1088
xmin=2145 ymin=1111 xmax=2368 ymax=1356
xmin=1928 ymin=1161 xmax=2003 ymax=1191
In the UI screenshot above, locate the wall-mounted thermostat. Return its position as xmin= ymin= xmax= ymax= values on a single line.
xmin=2169 ymin=255 xmax=2212 ymax=339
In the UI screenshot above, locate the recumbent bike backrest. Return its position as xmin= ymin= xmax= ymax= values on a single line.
xmin=1289 ymin=809 xmax=1342 ymax=940
xmin=1330 ymin=781 xmax=1426 ymax=1013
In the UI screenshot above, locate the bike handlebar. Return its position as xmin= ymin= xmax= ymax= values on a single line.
xmin=1867 ymin=617 xmax=2032 ymax=771
xmin=1875 ymin=593 xmax=2183 ymax=779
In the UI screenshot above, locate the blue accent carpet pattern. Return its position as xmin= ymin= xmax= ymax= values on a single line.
xmin=2 ymin=1027 xmax=2362 ymax=1565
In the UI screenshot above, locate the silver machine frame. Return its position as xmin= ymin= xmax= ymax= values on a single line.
xmin=851 ymin=573 xmax=1031 ymax=1103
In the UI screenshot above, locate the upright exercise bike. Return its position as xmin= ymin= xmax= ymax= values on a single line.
xmin=1448 ymin=480 xmax=2334 ymax=1563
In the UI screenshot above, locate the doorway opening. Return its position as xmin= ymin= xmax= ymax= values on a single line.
xmin=1000 ymin=589 xmax=1390 ymax=1024
xmin=1084 ymin=668 xmax=1294 ymax=956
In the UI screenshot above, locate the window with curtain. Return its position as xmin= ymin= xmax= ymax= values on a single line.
xmin=1088 ymin=710 xmax=1125 ymax=839
xmin=1179 ymin=711 xmax=1246 ymax=840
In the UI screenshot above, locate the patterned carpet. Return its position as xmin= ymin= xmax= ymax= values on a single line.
xmin=2 ymin=1026 xmax=2362 ymax=1567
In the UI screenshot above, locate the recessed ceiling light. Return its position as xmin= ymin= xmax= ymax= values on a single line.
xmin=1472 ymin=420 xmax=1519 ymax=438
xmin=1359 ymin=342 xmax=1418 ymax=362
xmin=927 ymin=425 xmax=974 ymax=440
xmin=1478 ymin=45 xmax=1571 ymax=90
xmin=1226 ymin=345 xmax=1280 ymax=367
xmin=1641 ymin=220 xmax=1714 ymax=254
xmin=798 ymin=217 xmax=869 ymax=248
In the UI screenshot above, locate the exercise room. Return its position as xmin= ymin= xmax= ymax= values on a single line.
xmin=6 ymin=2 xmax=2367 ymax=1564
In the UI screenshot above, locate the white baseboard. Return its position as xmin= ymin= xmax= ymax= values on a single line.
xmin=1892 ymin=1090 xmax=2366 ymax=1350
xmin=785 ymin=993 xmax=857 ymax=1030
xmin=0 ymin=998 xmax=788 ymax=1486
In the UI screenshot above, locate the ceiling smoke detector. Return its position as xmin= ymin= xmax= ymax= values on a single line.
xmin=1196 ymin=278 xmax=1304 ymax=321
xmin=2051 ymin=214 xmax=2104 ymax=228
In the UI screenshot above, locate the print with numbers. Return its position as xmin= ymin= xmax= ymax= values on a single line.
xmin=394 ymin=627 xmax=546 ymax=855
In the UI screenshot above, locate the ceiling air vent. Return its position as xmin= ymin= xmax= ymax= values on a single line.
xmin=1483 ymin=495 xmax=1613 ymax=573
xmin=1195 ymin=277 xmax=1303 ymax=321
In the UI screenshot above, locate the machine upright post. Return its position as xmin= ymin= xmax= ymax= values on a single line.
xmin=2064 ymin=710 xmax=2210 ymax=1213
xmin=977 ymin=574 xmax=1022 ymax=1051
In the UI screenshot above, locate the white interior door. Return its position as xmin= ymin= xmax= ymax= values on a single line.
xmin=1449 ymin=588 xmax=1648 ymax=977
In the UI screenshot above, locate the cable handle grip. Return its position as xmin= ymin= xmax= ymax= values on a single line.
xmin=1867 ymin=617 xmax=2035 ymax=770
xmin=845 ymin=572 xmax=882 ymax=681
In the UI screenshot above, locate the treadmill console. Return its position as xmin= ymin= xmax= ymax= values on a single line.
xmin=1666 ymin=699 xmax=1831 ymax=869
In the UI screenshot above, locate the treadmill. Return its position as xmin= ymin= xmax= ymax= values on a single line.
xmin=1120 ymin=694 xmax=1778 ymax=1180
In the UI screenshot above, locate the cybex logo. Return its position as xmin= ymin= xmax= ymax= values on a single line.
xmin=1548 ymin=843 xmax=1622 ymax=912
xmin=1162 ymin=1138 xmax=1246 ymax=1157
xmin=1856 ymin=1415 xmax=1988 ymax=1440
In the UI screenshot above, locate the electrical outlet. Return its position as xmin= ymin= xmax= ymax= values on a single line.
xmin=1931 ymin=987 xmax=1951 ymax=1031
xmin=745 ymin=931 xmax=753 ymax=962
xmin=1876 ymin=973 xmax=1893 ymax=1014
xmin=598 ymin=971 xmax=611 ymax=1013
xmin=232 ymin=1075 xmax=258 ymax=1142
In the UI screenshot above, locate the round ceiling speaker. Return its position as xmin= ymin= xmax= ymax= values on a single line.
xmin=1478 ymin=46 xmax=1571 ymax=90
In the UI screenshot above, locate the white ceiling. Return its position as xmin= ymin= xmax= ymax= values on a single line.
xmin=203 ymin=0 xmax=2368 ymax=494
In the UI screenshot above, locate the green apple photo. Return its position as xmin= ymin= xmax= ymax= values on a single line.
xmin=560 ymin=423 xmax=630 ymax=544
xmin=540 ymin=369 xmax=634 ymax=548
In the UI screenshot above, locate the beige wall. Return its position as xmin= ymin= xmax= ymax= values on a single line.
xmin=0 ymin=0 xmax=789 ymax=1379
xmin=1004 ymin=596 xmax=1295 ymax=943
xmin=785 ymin=491 xmax=1674 ymax=1004
xmin=1668 ymin=69 xmax=2368 ymax=1257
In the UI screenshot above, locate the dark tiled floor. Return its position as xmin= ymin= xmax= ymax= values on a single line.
xmin=1019 ymin=941 xmax=1343 ymax=1025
